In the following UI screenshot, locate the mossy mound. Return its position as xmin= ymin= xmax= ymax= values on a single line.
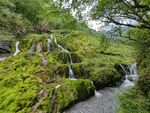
xmin=0 ymin=52 xmax=94 ymax=112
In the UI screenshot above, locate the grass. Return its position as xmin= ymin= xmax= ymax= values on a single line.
xmin=118 ymin=89 xmax=150 ymax=113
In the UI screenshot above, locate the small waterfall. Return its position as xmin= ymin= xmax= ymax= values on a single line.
xmin=120 ymin=63 xmax=138 ymax=87
xmin=68 ymin=65 xmax=76 ymax=80
xmin=123 ymin=75 xmax=134 ymax=87
xmin=91 ymin=81 xmax=102 ymax=97
xmin=119 ymin=64 xmax=129 ymax=75
xmin=94 ymin=90 xmax=102 ymax=97
xmin=129 ymin=63 xmax=137 ymax=75
xmin=50 ymin=34 xmax=57 ymax=44
xmin=68 ymin=52 xmax=73 ymax=64
xmin=28 ymin=43 xmax=35 ymax=53
xmin=47 ymin=39 xmax=52 ymax=53
xmin=50 ymin=34 xmax=75 ymax=79
xmin=0 ymin=57 xmax=7 ymax=61
xmin=13 ymin=41 xmax=20 ymax=56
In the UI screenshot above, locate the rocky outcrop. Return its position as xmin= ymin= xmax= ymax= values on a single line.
xmin=0 ymin=41 xmax=11 ymax=54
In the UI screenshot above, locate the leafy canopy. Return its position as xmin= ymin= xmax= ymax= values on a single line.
xmin=69 ymin=0 xmax=150 ymax=29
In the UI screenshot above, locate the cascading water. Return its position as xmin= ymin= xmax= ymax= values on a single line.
xmin=13 ymin=41 xmax=20 ymax=56
xmin=0 ymin=57 xmax=6 ymax=61
xmin=129 ymin=63 xmax=137 ymax=75
xmin=50 ymin=34 xmax=75 ymax=79
xmin=91 ymin=81 xmax=102 ymax=97
xmin=120 ymin=64 xmax=138 ymax=87
xmin=28 ymin=43 xmax=35 ymax=53
xmin=123 ymin=75 xmax=134 ymax=87
xmin=47 ymin=39 xmax=52 ymax=53
xmin=128 ymin=63 xmax=138 ymax=81
xmin=119 ymin=64 xmax=129 ymax=75
xmin=68 ymin=65 xmax=76 ymax=80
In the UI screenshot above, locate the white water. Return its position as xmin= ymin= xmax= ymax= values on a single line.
xmin=50 ymin=34 xmax=75 ymax=79
xmin=129 ymin=63 xmax=137 ymax=75
xmin=0 ymin=57 xmax=7 ymax=61
xmin=94 ymin=90 xmax=102 ymax=98
xmin=47 ymin=39 xmax=52 ymax=53
xmin=120 ymin=63 xmax=138 ymax=87
xmin=13 ymin=41 xmax=20 ymax=56
xmin=28 ymin=43 xmax=35 ymax=53
xmin=91 ymin=81 xmax=102 ymax=97
xmin=55 ymin=85 xmax=61 ymax=89
xmin=122 ymin=75 xmax=135 ymax=87
xmin=68 ymin=65 xmax=76 ymax=80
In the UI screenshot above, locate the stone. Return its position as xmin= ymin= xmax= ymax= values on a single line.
xmin=36 ymin=42 xmax=43 ymax=53
xmin=0 ymin=41 xmax=11 ymax=53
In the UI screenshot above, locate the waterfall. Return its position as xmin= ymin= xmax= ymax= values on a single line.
xmin=120 ymin=64 xmax=138 ymax=87
xmin=0 ymin=57 xmax=6 ymax=61
xmin=47 ymin=39 xmax=52 ymax=53
xmin=68 ymin=65 xmax=76 ymax=80
xmin=50 ymin=34 xmax=57 ymax=44
xmin=123 ymin=75 xmax=134 ymax=87
xmin=50 ymin=34 xmax=75 ymax=79
xmin=119 ymin=64 xmax=130 ymax=75
xmin=28 ymin=43 xmax=35 ymax=53
xmin=13 ymin=41 xmax=20 ymax=56
xmin=129 ymin=63 xmax=137 ymax=75
xmin=91 ymin=81 xmax=102 ymax=97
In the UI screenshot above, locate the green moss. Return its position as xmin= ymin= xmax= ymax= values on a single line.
xmin=57 ymin=79 xmax=95 ymax=112
xmin=0 ymin=30 xmax=135 ymax=112
xmin=91 ymin=66 xmax=121 ymax=89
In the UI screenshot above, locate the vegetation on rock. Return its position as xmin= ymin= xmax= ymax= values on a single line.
xmin=0 ymin=0 xmax=146 ymax=113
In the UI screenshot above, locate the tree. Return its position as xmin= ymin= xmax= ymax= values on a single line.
xmin=67 ymin=0 xmax=150 ymax=29
xmin=92 ymin=0 xmax=150 ymax=29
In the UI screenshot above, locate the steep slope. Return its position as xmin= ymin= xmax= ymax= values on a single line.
xmin=0 ymin=0 xmax=135 ymax=113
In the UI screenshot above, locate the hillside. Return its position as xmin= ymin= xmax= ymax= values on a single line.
xmin=0 ymin=0 xmax=137 ymax=113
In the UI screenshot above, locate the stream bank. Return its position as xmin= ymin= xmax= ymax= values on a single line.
xmin=64 ymin=82 xmax=135 ymax=113
xmin=64 ymin=64 xmax=138 ymax=113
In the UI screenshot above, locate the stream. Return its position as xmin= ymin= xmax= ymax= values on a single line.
xmin=64 ymin=83 xmax=133 ymax=113
xmin=64 ymin=64 xmax=138 ymax=113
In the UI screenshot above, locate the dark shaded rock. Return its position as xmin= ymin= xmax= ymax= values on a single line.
xmin=114 ymin=64 xmax=129 ymax=79
xmin=41 ymin=57 xmax=48 ymax=66
xmin=127 ymin=76 xmax=133 ymax=81
xmin=0 ymin=41 xmax=11 ymax=53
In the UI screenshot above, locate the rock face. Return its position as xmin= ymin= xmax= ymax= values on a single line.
xmin=36 ymin=42 xmax=43 ymax=53
xmin=0 ymin=41 xmax=11 ymax=54
xmin=41 ymin=57 xmax=48 ymax=66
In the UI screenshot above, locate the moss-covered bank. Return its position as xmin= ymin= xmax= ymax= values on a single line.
xmin=0 ymin=31 xmax=134 ymax=112
xmin=0 ymin=0 xmax=136 ymax=112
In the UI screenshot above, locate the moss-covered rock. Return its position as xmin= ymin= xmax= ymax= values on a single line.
xmin=91 ymin=66 xmax=121 ymax=89
xmin=56 ymin=79 xmax=95 ymax=112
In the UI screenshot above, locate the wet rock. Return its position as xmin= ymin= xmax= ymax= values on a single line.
xmin=0 ymin=41 xmax=11 ymax=53
xmin=127 ymin=76 xmax=133 ymax=81
xmin=41 ymin=57 xmax=48 ymax=66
